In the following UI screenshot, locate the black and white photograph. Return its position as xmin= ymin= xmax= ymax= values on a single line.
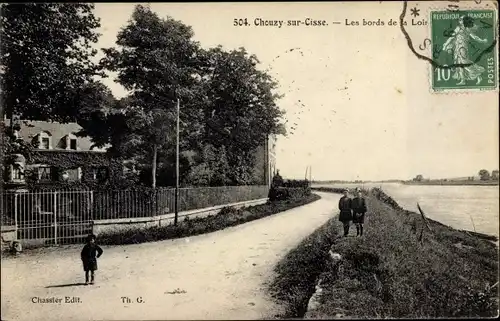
xmin=1 ymin=1 xmax=499 ymax=320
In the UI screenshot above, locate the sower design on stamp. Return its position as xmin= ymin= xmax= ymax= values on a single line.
xmin=431 ymin=10 xmax=497 ymax=91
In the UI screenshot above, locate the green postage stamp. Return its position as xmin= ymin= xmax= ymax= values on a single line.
xmin=431 ymin=10 xmax=498 ymax=91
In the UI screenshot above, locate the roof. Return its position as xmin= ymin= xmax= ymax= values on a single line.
xmin=6 ymin=119 xmax=110 ymax=152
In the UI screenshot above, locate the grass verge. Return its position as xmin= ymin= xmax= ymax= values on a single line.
xmin=268 ymin=217 xmax=340 ymax=318
xmin=271 ymin=188 xmax=499 ymax=319
xmin=98 ymin=193 xmax=321 ymax=245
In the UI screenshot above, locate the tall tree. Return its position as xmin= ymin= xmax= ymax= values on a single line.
xmin=100 ymin=5 xmax=202 ymax=188
xmin=184 ymin=144 xmax=232 ymax=186
xmin=414 ymin=174 xmax=424 ymax=181
xmin=74 ymin=81 xmax=121 ymax=148
xmin=200 ymin=46 xmax=285 ymax=149
xmin=0 ymin=3 xmax=103 ymax=123
xmin=478 ymin=169 xmax=490 ymax=181
xmin=123 ymin=104 xmax=174 ymax=188
xmin=197 ymin=46 xmax=286 ymax=184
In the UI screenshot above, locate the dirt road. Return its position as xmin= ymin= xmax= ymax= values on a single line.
xmin=1 ymin=192 xmax=340 ymax=321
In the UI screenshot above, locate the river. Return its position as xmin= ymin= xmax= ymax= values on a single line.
xmin=313 ymin=182 xmax=499 ymax=237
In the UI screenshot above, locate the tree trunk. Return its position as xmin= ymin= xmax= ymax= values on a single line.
xmin=152 ymin=144 xmax=157 ymax=188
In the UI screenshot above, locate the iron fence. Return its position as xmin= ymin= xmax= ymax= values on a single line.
xmin=1 ymin=185 xmax=269 ymax=244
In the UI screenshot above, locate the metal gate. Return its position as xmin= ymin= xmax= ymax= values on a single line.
xmin=12 ymin=190 xmax=94 ymax=245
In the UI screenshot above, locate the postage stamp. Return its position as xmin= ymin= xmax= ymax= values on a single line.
xmin=430 ymin=9 xmax=498 ymax=91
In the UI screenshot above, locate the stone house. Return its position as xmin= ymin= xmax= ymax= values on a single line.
xmin=3 ymin=118 xmax=122 ymax=189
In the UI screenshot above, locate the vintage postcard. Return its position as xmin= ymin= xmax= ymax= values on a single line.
xmin=1 ymin=1 xmax=498 ymax=320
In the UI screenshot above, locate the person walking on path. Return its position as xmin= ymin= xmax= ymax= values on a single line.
xmin=81 ymin=234 xmax=103 ymax=285
xmin=352 ymin=189 xmax=367 ymax=237
xmin=338 ymin=189 xmax=353 ymax=237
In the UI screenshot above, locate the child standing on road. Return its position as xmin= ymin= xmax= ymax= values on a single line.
xmin=81 ymin=234 xmax=103 ymax=285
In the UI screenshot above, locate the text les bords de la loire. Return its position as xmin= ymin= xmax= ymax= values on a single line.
xmin=234 ymin=18 xmax=428 ymax=28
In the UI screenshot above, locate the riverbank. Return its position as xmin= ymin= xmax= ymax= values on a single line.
xmin=269 ymin=187 xmax=499 ymax=318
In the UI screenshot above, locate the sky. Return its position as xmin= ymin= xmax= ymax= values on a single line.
xmin=92 ymin=1 xmax=499 ymax=181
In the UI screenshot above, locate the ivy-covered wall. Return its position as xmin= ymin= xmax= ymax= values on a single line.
xmin=23 ymin=150 xmax=124 ymax=190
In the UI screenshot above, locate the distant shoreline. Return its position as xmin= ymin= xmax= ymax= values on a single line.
xmin=402 ymin=180 xmax=499 ymax=186
xmin=312 ymin=180 xmax=499 ymax=186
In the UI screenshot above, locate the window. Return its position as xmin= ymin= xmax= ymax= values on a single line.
xmin=63 ymin=135 xmax=78 ymax=150
xmin=38 ymin=166 xmax=52 ymax=181
xmin=41 ymin=137 xmax=50 ymax=149
xmin=64 ymin=168 xmax=81 ymax=182
xmin=37 ymin=131 xmax=52 ymax=149
xmin=70 ymin=139 xmax=77 ymax=150
xmin=13 ymin=166 xmax=23 ymax=180
xmin=93 ymin=167 xmax=108 ymax=183
xmin=11 ymin=165 xmax=24 ymax=181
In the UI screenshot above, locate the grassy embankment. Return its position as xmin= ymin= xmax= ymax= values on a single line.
xmin=98 ymin=193 xmax=321 ymax=245
xmin=269 ymin=187 xmax=499 ymax=319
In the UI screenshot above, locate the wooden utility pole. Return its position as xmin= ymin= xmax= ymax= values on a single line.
xmin=152 ymin=144 xmax=157 ymax=188
xmin=174 ymin=98 xmax=180 ymax=226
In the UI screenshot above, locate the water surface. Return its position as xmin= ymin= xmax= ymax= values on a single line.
xmin=314 ymin=182 xmax=499 ymax=236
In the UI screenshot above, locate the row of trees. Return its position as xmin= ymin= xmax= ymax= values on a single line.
xmin=1 ymin=4 xmax=286 ymax=188
xmin=478 ymin=169 xmax=499 ymax=181
xmin=412 ymin=169 xmax=499 ymax=182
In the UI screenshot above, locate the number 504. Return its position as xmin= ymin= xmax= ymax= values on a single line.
xmin=434 ymin=65 xmax=453 ymax=81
